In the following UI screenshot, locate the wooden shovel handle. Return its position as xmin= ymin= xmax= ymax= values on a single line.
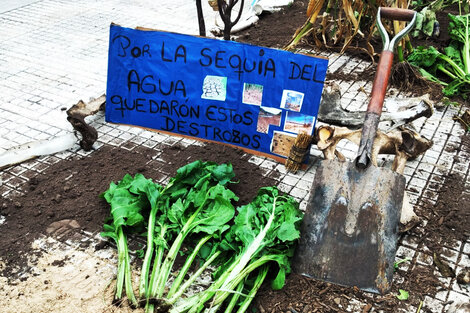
xmin=356 ymin=50 xmax=394 ymax=168
xmin=368 ymin=50 xmax=394 ymax=115
xmin=380 ymin=7 xmax=416 ymax=22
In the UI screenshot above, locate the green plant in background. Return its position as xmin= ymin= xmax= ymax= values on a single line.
xmin=286 ymin=0 xmax=381 ymax=58
xmin=408 ymin=13 xmax=470 ymax=98
xmin=286 ymin=0 xmax=427 ymax=61
xmin=452 ymin=0 xmax=470 ymax=14
xmin=411 ymin=0 xmax=443 ymax=38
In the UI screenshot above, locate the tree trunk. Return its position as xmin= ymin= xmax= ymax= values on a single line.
xmin=217 ymin=0 xmax=244 ymax=41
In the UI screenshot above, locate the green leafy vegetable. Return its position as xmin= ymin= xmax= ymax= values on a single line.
xmin=101 ymin=173 xmax=162 ymax=307
xmin=101 ymin=162 xmax=302 ymax=313
xmin=408 ymin=13 xmax=470 ymax=98
xmin=139 ymin=160 xmax=235 ymax=300
xmin=172 ymin=187 xmax=303 ymax=313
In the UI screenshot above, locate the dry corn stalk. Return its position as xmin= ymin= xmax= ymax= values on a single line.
xmin=286 ymin=0 xmax=393 ymax=60
xmin=285 ymin=0 xmax=325 ymax=50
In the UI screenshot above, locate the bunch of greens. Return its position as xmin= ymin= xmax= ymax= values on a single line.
xmin=408 ymin=13 xmax=470 ymax=98
xmin=101 ymin=161 xmax=236 ymax=309
xmin=143 ymin=162 xmax=238 ymax=313
xmin=101 ymin=173 xmax=162 ymax=307
xmin=101 ymin=162 xmax=303 ymax=313
xmin=171 ymin=187 xmax=303 ymax=313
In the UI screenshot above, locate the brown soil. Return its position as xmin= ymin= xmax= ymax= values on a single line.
xmin=0 ymin=142 xmax=277 ymax=282
xmin=236 ymin=0 xmax=310 ymax=49
xmin=417 ymin=134 xmax=470 ymax=251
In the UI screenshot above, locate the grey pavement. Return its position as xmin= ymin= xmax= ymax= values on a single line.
xmin=0 ymin=1 xmax=469 ymax=312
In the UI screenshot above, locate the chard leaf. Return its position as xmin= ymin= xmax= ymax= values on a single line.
xmin=448 ymin=13 xmax=469 ymax=45
xmin=108 ymin=190 xmax=146 ymax=227
xmin=209 ymin=163 xmax=235 ymax=185
xmin=101 ymin=231 xmax=117 ymax=241
xmin=170 ymin=187 xmax=188 ymax=199
xmin=444 ymin=42 xmax=464 ymax=69
xmin=277 ymin=222 xmax=301 ymax=242
xmin=443 ymin=78 xmax=469 ymax=97
xmin=271 ymin=258 xmax=288 ymax=290
xmin=233 ymin=204 xmax=258 ymax=246
xmin=418 ymin=67 xmax=446 ymax=84
xmin=168 ymin=198 xmax=185 ymax=224
xmin=192 ymin=196 xmax=235 ymax=235
xmin=408 ymin=46 xmax=440 ymax=68
xmin=176 ymin=160 xmax=204 ymax=179
xmin=103 ymin=223 xmax=115 ymax=233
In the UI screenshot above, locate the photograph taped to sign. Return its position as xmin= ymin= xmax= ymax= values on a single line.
xmin=242 ymin=83 xmax=264 ymax=106
xmin=105 ymin=24 xmax=328 ymax=161
xmin=284 ymin=112 xmax=315 ymax=134
xmin=201 ymin=75 xmax=227 ymax=101
xmin=257 ymin=107 xmax=282 ymax=134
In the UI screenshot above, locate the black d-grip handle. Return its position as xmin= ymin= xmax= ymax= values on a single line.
xmin=379 ymin=7 xmax=416 ymax=21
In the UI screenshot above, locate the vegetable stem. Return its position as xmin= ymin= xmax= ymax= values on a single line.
xmin=153 ymin=206 xmax=203 ymax=299
xmin=190 ymin=197 xmax=280 ymax=313
xmin=168 ymin=250 xmax=221 ymax=304
xmin=147 ymin=225 xmax=168 ymax=302
xmin=140 ymin=205 xmax=158 ymax=298
xmin=464 ymin=15 xmax=469 ymax=74
xmin=118 ymin=227 xmax=138 ymax=307
xmin=223 ymin=281 xmax=244 ymax=313
xmin=115 ymin=227 xmax=126 ymax=300
xmin=167 ymin=235 xmax=213 ymax=299
xmin=236 ymin=266 xmax=269 ymax=313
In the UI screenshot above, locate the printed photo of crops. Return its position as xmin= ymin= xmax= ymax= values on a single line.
xmin=242 ymin=83 xmax=264 ymax=105
xmin=280 ymin=90 xmax=304 ymax=112
xmin=256 ymin=106 xmax=282 ymax=133
xmin=284 ymin=112 xmax=315 ymax=134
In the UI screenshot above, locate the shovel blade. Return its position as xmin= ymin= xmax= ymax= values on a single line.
xmin=293 ymin=159 xmax=405 ymax=294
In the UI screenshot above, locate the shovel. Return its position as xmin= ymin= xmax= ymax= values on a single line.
xmin=293 ymin=7 xmax=417 ymax=294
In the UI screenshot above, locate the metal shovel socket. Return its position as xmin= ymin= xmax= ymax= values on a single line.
xmin=293 ymin=7 xmax=417 ymax=294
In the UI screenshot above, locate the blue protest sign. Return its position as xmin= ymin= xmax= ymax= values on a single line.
xmin=106 ymin=24 xmax=328 ymax=159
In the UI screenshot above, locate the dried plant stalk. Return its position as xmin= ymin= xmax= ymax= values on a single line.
xmin=286 ymin=0 xmax=392 ymax=60
xmin=285 ymin=132 xmax=313 ymax=173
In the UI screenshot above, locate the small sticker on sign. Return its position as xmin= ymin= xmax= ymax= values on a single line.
xmin=201 ymin=75 xmax=227 ymax=101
